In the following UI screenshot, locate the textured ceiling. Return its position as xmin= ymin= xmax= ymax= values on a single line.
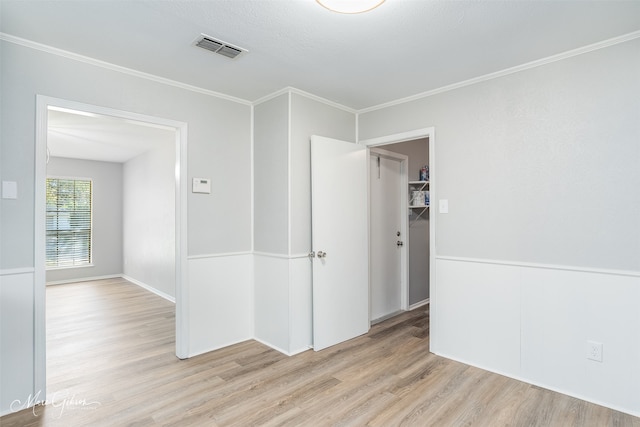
xmin=2 ymin=0 xmax=640 ymax=110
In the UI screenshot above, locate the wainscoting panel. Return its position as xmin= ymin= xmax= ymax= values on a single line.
xmin=253 ymin=255 xmax=290 ymax=353
xmin=253 ymin=254 xmax=313 ymax=355
xmin=0 ymin=270 xmax=35 ymax=416
xmin=521 ymin=268 xmax=640 ymax=416
xmin=289 ymin=256 xmax=313 ymax=354
xmin=187 ymin=254 xmax=253 ymax=357
xmin=434 ymin=258 xmax=522 ymax=378
xmin=433 ymin=257 xmax=640 ymax=417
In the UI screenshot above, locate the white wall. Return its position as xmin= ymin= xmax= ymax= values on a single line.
xmin=253 ymin=94 xmax=289 ymax=254
xmin=187 ymin=254 xmax=253 ymax=356
xmin=253 ymin=254 xmax=290 ymax=352
xmin=289 ymin=92 xmax=356 ymax=254
xmin=435 ymin=259 xmax=640 ymax=416
xmin=45 ymin=156 xmax=123 ymax=283
xmin=0 ymin=271 xmax=34 ymax=416
xmin=123 ymin=136 xmax=175 ymax=299
xmin=0 ymin=39 xmax=252 ymax=414
xmin=359 ymin=38 xmax=640 ymax=416
xmin=253 ymin=90 xmax=356 ymax=354
xmin=288 ymin=92 xmax=355 ymax=353
xmin=252 ymin=94 xmax=291 ymax=351
xmin=360 ymin=40 xmax=640 ymax=272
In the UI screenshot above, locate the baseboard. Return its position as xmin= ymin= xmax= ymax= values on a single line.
xmin=288 ymin=345 xmax=313 ymax=356
xmin=252 ymin=337 xmax=312 ymax=357
xmin=121 ymin=275 xmax=175 ymax=303
xmin=46 ymin=274 xmax=176 ymax=303
xmin=371 ymin=301 xmax=430 ymax=325
xmin=433 ymin=350 xmax=640 ymax=419
xmin=46 ymin=274 xmax=122 ymax=286
xmin=409 ymin=298 xmax=429 ymax=310
xmin=371 ymin=310 xmax=404 ymax=325
xmin=253 ymin=337 xmax=292 ymax=356
xmin=187 ymin=337 xmax=253 ymax=359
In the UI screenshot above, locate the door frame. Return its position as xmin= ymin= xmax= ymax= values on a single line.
xmin=359 ymin=127 xmax=437 ymax=349
xmin=369 ymin=147 xmax=409 ymax=318
xmin=34 ymin=95 xmax=189 ymax=398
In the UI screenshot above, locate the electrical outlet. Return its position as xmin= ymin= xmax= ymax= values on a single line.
xmin=587 ymin=341 xmax=603 ymax=362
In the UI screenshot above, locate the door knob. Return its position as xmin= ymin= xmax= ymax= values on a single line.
xmin=317 ymin=251 xmax=327 ymax=258
xmin=308 ymin=251 xmax=316 ymax=258
xmin=396 ymin=241 xmax=404 ymax=247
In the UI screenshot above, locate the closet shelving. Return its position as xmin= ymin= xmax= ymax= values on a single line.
xmin=409 ymin=180 xmax=429 ymax=225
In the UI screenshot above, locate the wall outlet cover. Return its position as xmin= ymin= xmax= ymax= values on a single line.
xmin=587 ymin=340 xmax=603 ymax=362
xmin=2 ymin=181 xmax=17 ymax=199
xmin=439 ymin=199 xmax=449 ymax=214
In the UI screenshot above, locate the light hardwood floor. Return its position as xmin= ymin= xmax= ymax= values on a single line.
xmin=2 ymin=278 xmax=638 ymax=426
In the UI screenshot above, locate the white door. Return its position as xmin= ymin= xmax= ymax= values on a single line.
xmin=311 ymin=135 xmax=369 ymax=351
xmin=370 ymin=154 xmax=403 ymax=321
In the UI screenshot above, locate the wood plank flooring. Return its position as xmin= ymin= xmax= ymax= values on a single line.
xmin=2 ymin=278 xmax=638 ymax=426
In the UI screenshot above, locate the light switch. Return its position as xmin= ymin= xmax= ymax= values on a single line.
xmin=439 ymin=199 xmax=449 ymax=214
xmin=2 ymin=181 xmax=17 ymax=199
xmin=192 ymin=178 xmax=211 ymax=194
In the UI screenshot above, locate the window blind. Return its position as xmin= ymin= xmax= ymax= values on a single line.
xmin=46 ymin=178 xmax=92 ymax=268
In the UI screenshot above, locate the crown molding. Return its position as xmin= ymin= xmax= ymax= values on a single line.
xmin=253 ymin=86 xmax=356 ymax=114
xmin=3 ymin=29 xmax=638 ymax=115
xmin=252 ymin=87 xmax=291 ymax=106
xmin=0 ymin=32 xmax=253 ymax=106
xmin=286 ymin=87 xmax=357 ymax=114
xmin=359 ymin=30 xmax=640 ymax=114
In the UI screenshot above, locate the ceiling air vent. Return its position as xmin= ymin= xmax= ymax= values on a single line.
xmin=195 ymin=34 xmax=246 ymax=59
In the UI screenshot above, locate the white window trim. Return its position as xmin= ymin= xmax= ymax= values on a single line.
xmin=45 ymin=175 xmax=94 ymax=270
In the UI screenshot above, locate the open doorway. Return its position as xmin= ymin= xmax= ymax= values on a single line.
xmin=45 ymin=106 xmax=176 ymax=297
xmin=34 ymin=96 xmax=189 ymax=399
xmin=379 ymin=138 xmax=430 ymax=307
xmin=362 ymin=128 xmax=435 ymax=332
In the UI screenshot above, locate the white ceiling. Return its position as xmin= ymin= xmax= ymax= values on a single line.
xmin=48 ymin=109 xmax=175 ymax=163
xmin=3 ymin=0 xmax=640 ymax=110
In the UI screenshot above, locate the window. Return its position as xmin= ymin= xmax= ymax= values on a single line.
xmin=46 ymin=178 xmax=92 ymax=268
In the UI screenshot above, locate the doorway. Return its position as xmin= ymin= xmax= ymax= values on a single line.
xmin=34 ymin=96 xmax=189 ymax=399
xmin=369 ymin=148 xmax=408 ymax=322
xmin=379 ymin=138 xmax=430 ymax=308
xmin=361 ymin=128 xmax=436 ymax=342
xmin=45 ymin=107 xmax=175 ymax=293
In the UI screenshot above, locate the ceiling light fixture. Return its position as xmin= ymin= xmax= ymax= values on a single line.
xmin=316 ymin=0 xmax=386 ymax=14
